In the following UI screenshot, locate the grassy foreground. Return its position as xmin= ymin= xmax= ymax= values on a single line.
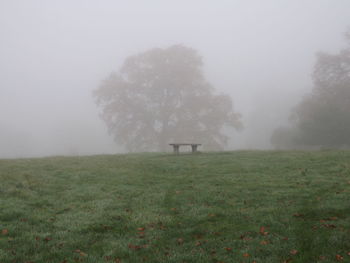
xmin=0 ymin=151 xmax=350 ymax=263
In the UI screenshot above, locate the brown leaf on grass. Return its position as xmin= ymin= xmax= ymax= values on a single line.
xmin=35 ymin=236 xmax=40 ymax=241
xmin=293 ymin=213 xmax=304 ymax=218
xmin=128 ymin=244 xmax=142 ymax=250
xmin=260 ymin=240 xmax=269 ymax=245
xmin=243 ymin=253 xmax=250 ymax=257
xmin=104 ymin=256 xmax=112 ymax=261
xmin=319 ymin=256 xmax=326 ymax=260
xmin=193 ymin=233 xmax=204 ymax=239
xmin=170 ymin=208 xmax=177 ymax=211
xmin=336 ymin=254 xmax=343 ymax=261
xmin=282 ymin=237 xmax=289 ymax=241
xmin=347 ymin=252 xmax=350 ymax=256
xmin=2 ymin=229 xmax=8 ymax=235
xmin=137 ymin=227 xmax=145 ymax=231
xmin=240 ymin=233 xmax=253 ymax=241
xmin=259 ymin=226 xmax=268 ymax=235
xmin=20 ymin=218 xmax=28 ymax=222
xmin=322 ymin=224 xmax=336 ymax=229
xmin=57 ymin=243 xmax=64 ymax=248
xmin=290 ymin=249 xmax=298 ymax=255
xmin=44 ymin=237 xmax=52 ymax=242
xmin=224 ymin=247 xmax=232 ymax=252
xmin=177 ymin=238 xmax=184 ymax=245
xmin=327 ymin=216 xmax=338 ymax=221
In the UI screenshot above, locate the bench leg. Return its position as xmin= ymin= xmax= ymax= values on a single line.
xmin=173 ymin=145 xmax=180 ymax=154
xmin=191 ymin=145 xmax=198 ymax=153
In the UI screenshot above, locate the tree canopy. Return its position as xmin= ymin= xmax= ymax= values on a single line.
xmin=271 ymin=30 xmax=350 ymax=149
xmin=94 ymin=45 xmax=242 ymax=152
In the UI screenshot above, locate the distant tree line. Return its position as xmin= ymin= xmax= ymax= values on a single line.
xmin=272 ymin=30 xmax=350 ymax=149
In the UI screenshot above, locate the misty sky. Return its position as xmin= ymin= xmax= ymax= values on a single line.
xmin=1 ymin=0 xmax=350 ymax=158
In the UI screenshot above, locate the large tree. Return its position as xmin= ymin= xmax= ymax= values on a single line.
xmin=94 ymin=45 xmax=242 ymax=152
xmin=271 ymin=31 xmax=350 ymax=148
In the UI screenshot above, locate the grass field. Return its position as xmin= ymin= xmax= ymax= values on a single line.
xmin=0 ymin=151 xmax=350 ymax=263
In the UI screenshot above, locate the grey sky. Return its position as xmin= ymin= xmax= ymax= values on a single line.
xmin=1 ymin=0 xmax=350 ymax=157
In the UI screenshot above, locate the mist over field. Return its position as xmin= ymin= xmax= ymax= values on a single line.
xmin=1 ymin=0 xmax=350 ymax=158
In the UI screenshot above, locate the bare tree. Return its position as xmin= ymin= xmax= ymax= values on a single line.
xmin=94 ymin=45 xmax=242 ymax=152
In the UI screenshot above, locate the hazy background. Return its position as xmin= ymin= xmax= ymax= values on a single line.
xmin=1 ymin=0 xmax=350 ymax=158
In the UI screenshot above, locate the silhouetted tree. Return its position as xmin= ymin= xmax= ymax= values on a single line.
xmin=272 ymin=30 xmax=350 ymax=148
xmin=94 ymin=45 xmax=242 ymax=152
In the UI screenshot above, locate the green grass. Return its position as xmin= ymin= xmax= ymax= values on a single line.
xmin=0 ymin=151 xmax=350 ymax=263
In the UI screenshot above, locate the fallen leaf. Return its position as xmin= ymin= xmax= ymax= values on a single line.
xmin=104 ymin=256 xmax=112 ymax=261
xmin=137 ymin=227 xmax=145 ymax=231
xmin=260 ymin=240 xmax=269 ymax=245
xmin=128 ymin=244 xmax=141 ymax=250
xmin=2 ymin=229 xmax=9 ymax=235
xmin=243 ymin=253 xmax=250 ymax=257
xmin=177 ymin=238 xmax=184 ymax=245
xmin=290 ymin=249 xmax=298 ymax=255
xmin=44 ymin=237 xmax=52 ymax=242
xmin=224 ymin=247 xmax=232 ymax=252
xmin=259 ymin=226 xmax=268 ymax=235
xmin=319 ymin=256 xmax=326 ymax=260
xmin=293 ymin=213 xmax=304 ymax=218
xmin=322 ymin=224 xmax=336 ymax=229
xmin=336 ymin=254 xmax=343 ymax=261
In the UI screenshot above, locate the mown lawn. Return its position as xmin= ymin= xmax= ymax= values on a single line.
xmin=0 ymin=151 xmax=350 ymax=263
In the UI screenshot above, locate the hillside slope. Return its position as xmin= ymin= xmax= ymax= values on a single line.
xmin=0 ymin=151 xmax=350 ymax=262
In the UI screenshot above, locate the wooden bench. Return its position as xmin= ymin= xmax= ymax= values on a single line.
xmin=169 ymin=143 xmax=201 ymax=154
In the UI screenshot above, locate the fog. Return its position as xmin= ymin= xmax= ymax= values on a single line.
xmin=1 ymin=0 xmax=350 ymax=158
